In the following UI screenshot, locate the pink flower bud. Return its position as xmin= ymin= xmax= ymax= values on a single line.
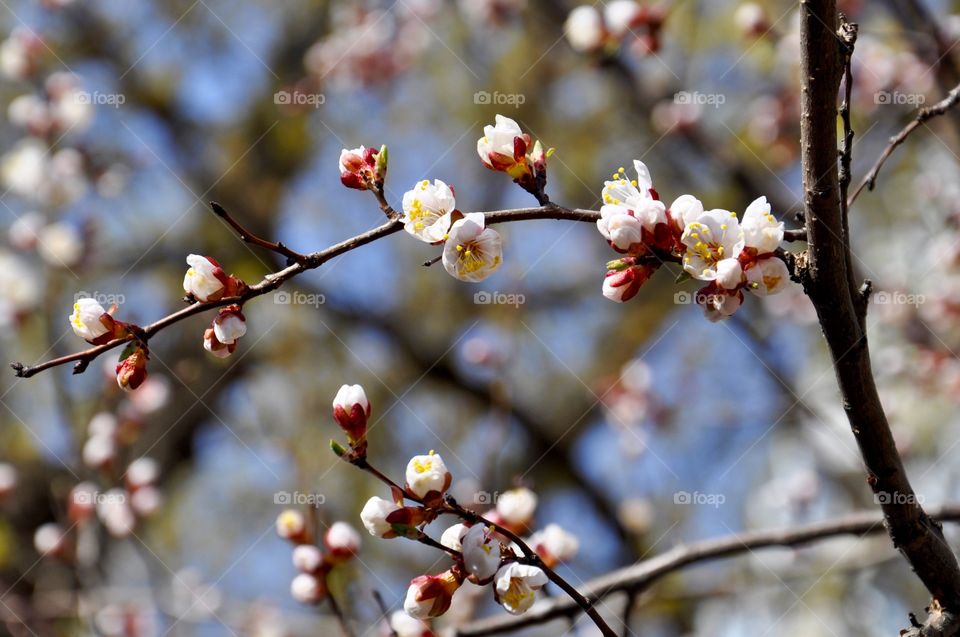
xmin=403 ymin=570 xmax=463 ymax=619
xmin=332 ymin=384 xmax=371 ymax=448
xmin=116 ymin=344 xmax=149 ymax=392
xmin=290 ymin=573 xmax=326 ymax=605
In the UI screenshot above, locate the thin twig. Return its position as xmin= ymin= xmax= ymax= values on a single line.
xmin=848 ymin=82 xmax=960 ymax=207
xmin=210 ymin=202 xmax=309 ymax=265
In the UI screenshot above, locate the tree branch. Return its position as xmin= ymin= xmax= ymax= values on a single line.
xmin=848 ymin=82 xmax=960 ymax=207
xmin=456 ymin=504 xmax=960 ymax=636
xmin=798 ymin=0 xmax=960 ymax=632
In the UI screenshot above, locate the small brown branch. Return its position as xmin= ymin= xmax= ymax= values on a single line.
xmin=210 ymin=201 xmax=308 ymax=265
xmin=456 ymin=504 xmax=960 ymax=636
xmin=372 ymin=590 xmax=399 ymax=637
xmin=848 ymin=82 xmax=960 ymax=207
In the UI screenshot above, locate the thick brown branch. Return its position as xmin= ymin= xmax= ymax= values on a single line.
xmin=456 ymin=504 xmax=960 ymax=636
xmin=799 ymin=0 xmax=960 ymax=630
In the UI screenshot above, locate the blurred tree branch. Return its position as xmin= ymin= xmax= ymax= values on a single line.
xmin=457 ymin=503 xmax=960 ymax=636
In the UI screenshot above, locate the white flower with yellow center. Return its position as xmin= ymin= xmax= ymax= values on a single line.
xmin=405 ymin=451 xmax=451 ymax=498
xmin=477 ymin=114 xmax=525 ymax=171
xmin=461 ymin=524 xmax=501 ymax=581
xmin=602 ymin=160 xmax=654 ymax=206
xmin=69 ymin=298 xmax=109 ymax=341
xmin=402 ymin=179 xmax=456 ymax=243
xmin=681 ymin=209 xmax=745 ymax=281
xmin=442 ymin=213 xmax=503 ymax=282
xmin=746 ymin=257 xmax=790 ymax=296
xmin=741 ymin=196 xmax=784 ymax=254
xmin=494 ymin=563 xmax=548 ymax=615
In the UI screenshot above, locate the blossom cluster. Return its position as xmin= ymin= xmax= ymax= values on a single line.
xmin=275 ymin=508 xmax=362 ymax=605
xmin=597 ymin=160 xmax=790 ymax=320
xmin=35 ymin=453 xmax=163 ymax=559
xmin=564 ymin=1 xmax=665 ymax=56
xmin=329 ymin=384 xmax=579 ymax=623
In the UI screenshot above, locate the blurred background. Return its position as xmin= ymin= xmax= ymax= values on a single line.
xmin=2 ymin=0 xmax=960 ymax=635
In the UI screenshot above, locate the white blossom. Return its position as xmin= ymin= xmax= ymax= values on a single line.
xmin=442 ymin=213 xmax=502 ymax=282
xmin=183 ymin=254 xmax=224 ymax=301
xmin=360 ymin=496 xmax=401 ymax=537
xmin=746 ymin=257 xmax=790 ymax=296
xmin=494 ymin=562 xmax=548 ymax=614
xmin=681 ymin=209 xmax=745 ymax=281
xmin=564 ymin=6 xmax=604 ymax=52
xmin=69 ymin=298 xmax=110 ymax=341
xmin=495 ymin=488 xmax=537 ymax=526
xmin=405 ymin=452 xmax=451 ymax=498
xmin=741 ymin=196 xmax=784 ymax=253
xmin=402 ymin=179 xmax=456 ymax=243
xmin=461 ymin=524 xmax=501 ymax=580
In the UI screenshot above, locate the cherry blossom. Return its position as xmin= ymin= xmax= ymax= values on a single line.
xmin=495 ymin=488 xmax=537 ymax=528
xmin=292 ymin=544 xmax=323 ymax=573
xmin=681 ymin=209 xmax=745 ymax=282
xmin=405 ymin=451 xmax=451 ymax=499
xmin=442 ymin=213 xmax=503 ymax=282
xmin=493 ymin=562 xmax=548 ymax=615
xmin=325 ymin=521 xmax=361 ymax=561
xmin=183 ymin=254 xmax=229 ymax=302
xmin=461 ymin=524 xmax=501 ymax=581
xmin=290 ymin=573 xmax=326 ymax=604
xmin=333 ymin=383 xmax=371 ymax=449
xmin=360 ymin=496 xmax=402 ymax=537
xmin=528 ymin=524 xmax=580 ymax=568
xmin=404 ymin=570 xmax=463 ymax=619
xmin=402 ymin=179 xmax=457 ymax=243
xmin=564 ymin=6 xmax=604 ymax=52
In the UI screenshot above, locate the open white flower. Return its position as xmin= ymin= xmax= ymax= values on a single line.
xmin=741 ymin=196 xmax=784 ymax=253
xmin=406 ymin=452 xmax=451 ymax=498
xmin=69 ymin=298 xmax=110 ymax=341
xmin=462 ymin=525 xmax=501 ymax=581
xmin=681 ymin=209 xmax=745 ymax=281
xmin=360 ymin=496 xmax=401 ymax=537
xmin=402 ymin=179 xmax=456 ymax=243
xmin=494 ymin=563 xmax=548 ymax=615
xmin=183 ymin=254 xmax=225 ymax=301
xmin=496 ymin=488 xmax=537 ymax=527
xmin=602 ymin=161 xmax=655 ymax=206
xmin=564 ymin=6 xmax=604 ymax=52
xmin=442 ymin=213 xmax=503 ymax=282
xmin=746 ymin=257 xmax=790 ymax=296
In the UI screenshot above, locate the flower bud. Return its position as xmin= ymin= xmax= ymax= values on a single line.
xmin=34 ymin=523 xmax=66 ymax=556
xmin=528 ymin=524 xmax=580 ymax=568
xmin=203 ymin=327 xmax=236 ymax=358
xmin=116 ymin=344 xmax=149 ymax=392
xmin=183 ymin=255 xmax=229 ymax=302
xmin=339 ymin=145 xmax=382 ymax=191
xmin=405 ymin=451 xmax=452 ymax=499
xmin=495 ymin=488 xmax=537 ymax=529
xmin=126 ymin=457 xmax=159 ymax=490
xmin=602 ymin=263 xmax=659 ymax=303
xmin=388 ymin=611 xmax=434 ymax=637
xmin=360 ymin=496 xmax=401 ymax=538
xmin=290 ymin=573 xmax=326 ymax=605
xmin=212 ymin=305 xmax=246 ymax=346
xmin=332 ymin=384 xmax=371 ymax=448
xmin=292 ymin=544 xmax=324 ymax=573
xmin=276 ymin=509 xmax=308 ymax=543
xmin=324 ymin=521 xmax=361 ymax=562
xmin=403 ymin=570 xmax=463 ymax=619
